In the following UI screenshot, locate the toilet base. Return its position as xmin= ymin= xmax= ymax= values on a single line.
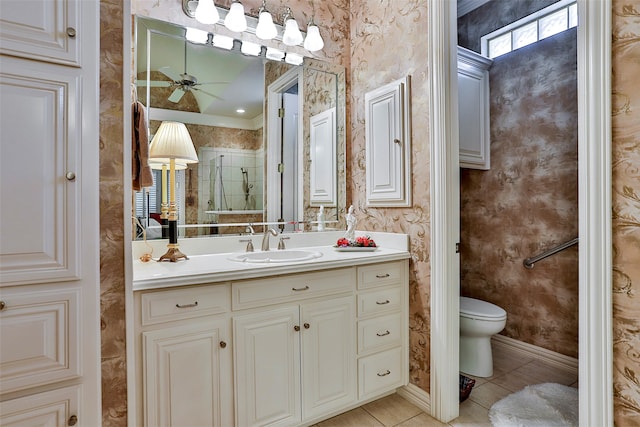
xmin=460 ymin=335 xmax=494 ymax=377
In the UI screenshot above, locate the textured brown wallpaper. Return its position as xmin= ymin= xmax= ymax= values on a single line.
xmin=349 ymin=0 xmax=431 ymax=391
xmin=612 ymin=1 xmax=640 ymax=424
xmin=460 ymin=29 xmax=579 ymax=358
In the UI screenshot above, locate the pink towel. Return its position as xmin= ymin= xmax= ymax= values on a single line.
xmin=132 ymin=101 xmax=154 ymax=190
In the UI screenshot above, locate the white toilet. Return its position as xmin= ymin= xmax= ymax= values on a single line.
xmin=460 ymin=296 xmax=507 ymax=377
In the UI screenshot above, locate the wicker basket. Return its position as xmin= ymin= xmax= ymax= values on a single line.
xmin=459 ymin=374 xmax=476 ymax=402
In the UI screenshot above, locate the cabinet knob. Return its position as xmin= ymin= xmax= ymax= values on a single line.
xmin=219 ymin=341 xmax=227 ymax=348
xmin=68 ymin=415 xmax=78 ymax=426
xmin=66 ymin=172 xmax=76 ymax=181
xmin=394 ymin=138 xmax=401 ymax=145
xmin=294 ymin=325 xmax=300 ymax=332
xmin=303 ymin=323 xmax=310 ymax=329
xmin=66 ymin=27 xmax=77 ymax=38
xmin=0 ymin=301 xmax=5 ymax=310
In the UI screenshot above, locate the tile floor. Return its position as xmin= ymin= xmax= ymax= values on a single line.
xmin=314 ymin=343 xmax=578 ymax=427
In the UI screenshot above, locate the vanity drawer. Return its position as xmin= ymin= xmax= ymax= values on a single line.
xmin=140 ymin=283 xmax=230 ymax=326
xmin=232 ymin=267 xmax=355 ymax=310
xmin=358 ymin=312 xmax=402 ymax=354
xmin=357 ymin=261 xmax=404 ymax=289
xmin=357 ymin=286 xmax=402 ymax=317
xmin=358 ymin=347 xmax=403 ymax=399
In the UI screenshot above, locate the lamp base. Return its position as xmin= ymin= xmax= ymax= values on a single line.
xmin=157 ymin=246 xmax=189 ymax=262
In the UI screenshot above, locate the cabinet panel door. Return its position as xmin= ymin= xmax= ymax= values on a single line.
xmin=309 ymin=107 xmax=337 ymax=205
xmin=234 ymin=307 xmax=301 ymax=427
xmin=143 ymin=318 xmax=232 ymax=427
xmin=0 ymin=384 xmax=80 ymax=427
xmin=0 ymin=287 xmax=80 ymax=393
xmin=301 ymin=296 xmax=356 ymax=420
xmin=0 ymin=0 xmax=81 ymax=66
xmin=365 ymin=77 xmax=411 ymax=207
xmin=0 ymin=57 xmax=81 ymax=285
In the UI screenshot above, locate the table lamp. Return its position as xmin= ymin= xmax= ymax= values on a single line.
xmin=149 ymin=161 xmax=188 ymax=239
xmin=148 ymin=121 xmax=198 ymax=261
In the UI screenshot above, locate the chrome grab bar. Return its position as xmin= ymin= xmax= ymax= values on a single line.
xmin=523 ymin=237 xmax=578 ymax=269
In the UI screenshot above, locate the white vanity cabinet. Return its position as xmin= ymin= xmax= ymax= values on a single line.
xmin=356 ymin=261 xmax=409 ymax=399
xmin=134 ymin=258 xmax=409 ymax=427
xmin=458 ymin=46 xmax=493 ymax=170
xmin=135 ymin=284 xmax=234 ymax=427
xmin=233 ymin=267 xmax=356 ymax=427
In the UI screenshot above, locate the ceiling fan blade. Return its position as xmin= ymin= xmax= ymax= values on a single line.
xmin=194 ymin=87 xmax=224 ymax=101
xmin=168 ymin=88 xmax=186 ymax=103
xmin=158 ymin=66 xmax=181 ymax=82
xmin=195 ymin=81 xmax=229 ymax=85
xmin=135 ymin=80 xmax=172 ymax=87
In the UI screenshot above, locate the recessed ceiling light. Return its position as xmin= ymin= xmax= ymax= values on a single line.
xmin=236 ymin=108 xmax=245 ymax=114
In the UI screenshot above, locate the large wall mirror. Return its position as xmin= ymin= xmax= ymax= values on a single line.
xmin=134 ymin=16 xmax=346 ymax=239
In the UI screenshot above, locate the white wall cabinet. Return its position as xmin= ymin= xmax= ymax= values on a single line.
xmin=0 ymin=0 xmax=100 ymax=424
xmin=458 ymin=46 xmax=493 ymax=170
xmin=365 ymin=77 xmax=412 ymax=207
xmin=135 ymin=260 xmax=408 ymax=427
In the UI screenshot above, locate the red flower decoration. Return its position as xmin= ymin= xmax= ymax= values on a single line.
xmin=335 ymin=235 xmax=377 ymax=248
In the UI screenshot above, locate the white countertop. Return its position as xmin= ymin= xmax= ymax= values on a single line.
xmin=132 ymin=231 xmax=410 ymax=291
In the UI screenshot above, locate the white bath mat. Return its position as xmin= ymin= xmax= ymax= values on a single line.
xmin=489 ymin=383 xmax=578 ymax=427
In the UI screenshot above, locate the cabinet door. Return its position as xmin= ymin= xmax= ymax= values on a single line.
xmin=0 ymin=57 xmax=82 ymax=285
xmin=365 ymin=76 xmax=411 ymax=207
xmin=0 ymin=384 xmax=80 ymax=427
xmin=0 ymin=0 xmax=81 ymax=66
xmin=143 ymin=318 xmax=232 ymax=427
xmin=301 ymin=296 xmax=356 ymax=420
xmin=234 ymin=307 xmax=301 ymax=427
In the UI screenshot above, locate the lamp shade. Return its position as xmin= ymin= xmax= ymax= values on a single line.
xmin=194 ymin=0 xmax=219 ymax=25
xmin=303 ymin=24 xmax=324 ymax=51
xmin=149 ymin=121 xmax=199 ymax=163
xmin=224 ymin=1 xmax=247 ymax=33
xmin=256 ymin=10 xmax=277 ymax=40
xmin=283 ymin=18 xmax=303 ymax=46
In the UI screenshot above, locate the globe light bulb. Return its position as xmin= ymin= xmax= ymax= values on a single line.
xmin=282 ymin=18 xmax=303 ymax=46
xmin=256 ymin=10 xmax=277 ymax=40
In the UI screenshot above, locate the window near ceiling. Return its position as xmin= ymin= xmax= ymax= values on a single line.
xmin=481 ymin=0 xmax=577 ymax=59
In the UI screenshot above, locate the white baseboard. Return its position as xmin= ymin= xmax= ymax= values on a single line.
xmin=492 ymin=334 xmax=578 ymax=375
xmin=397 ymin=384 xmax=431 ymax=413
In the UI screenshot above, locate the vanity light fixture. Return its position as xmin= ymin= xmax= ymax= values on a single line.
xmin=303 ymin=19 xmax=324 ymax=52
xmin=224 ymin=1 xmax=247 ymax=33
xmin=212 ymin=34 xmax=234 ymax=50
xmin=284 ymin=52 xmax=303 ymax=65
xmin=149 ymin=121 xmax=199 ymax=262
xmin=240 ymin=40 xmax=262 ymax=56
xmin=282 ymin=7 xmax=303 ymax=46
xmin=185 ymin=27 xmax=209 ymax=44
xmin=194 ymin=0 xmax=219 ymax=25
xmin=255 ymin=0 xmax=277 ymax=40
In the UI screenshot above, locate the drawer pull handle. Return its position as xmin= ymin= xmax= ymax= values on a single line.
xmin=376 ymin=330 xmax=391 ymax=337
xmin=292 ymin=286 xmax=310 ymax=291
xmin=377 ymin=370 xmax=391 ymax=377
xmin=376 ymin=273 xmax=390 ymax=278
xmin=220 ymin=341 xmax=227 ymax=348
xmin=376 ymin=300 xmax=390 ymax=305
xmin=176 ymin=301 xmax=198 ymax=309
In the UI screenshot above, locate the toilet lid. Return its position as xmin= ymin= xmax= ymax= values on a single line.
xmin=460 ymin=296 xmax=506 ymax=320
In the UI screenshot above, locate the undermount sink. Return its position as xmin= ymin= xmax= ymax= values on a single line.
xmin=229 ymin=250 xmax=323 ymax=263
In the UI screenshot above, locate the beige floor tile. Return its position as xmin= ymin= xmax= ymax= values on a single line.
xmin=316 ymin=407 xmax=384 ymax=427
xmin=468 ymin=381 xmax=512 ymax=409
xmin=362 ymin=393 xmax=423 ymax=426
xmin=449 ymin=400 xmax=491 ymax=426
xmin=486 ymin=345 xmax=534 ymax=379
xmin=396 ymin=412 xmax=448 ymax=427
xmin=490 ymin=359 xmax=577 ymax=392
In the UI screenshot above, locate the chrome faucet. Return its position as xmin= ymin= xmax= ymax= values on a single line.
xmin=261 ymin=228 xmax=278 ymax=251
